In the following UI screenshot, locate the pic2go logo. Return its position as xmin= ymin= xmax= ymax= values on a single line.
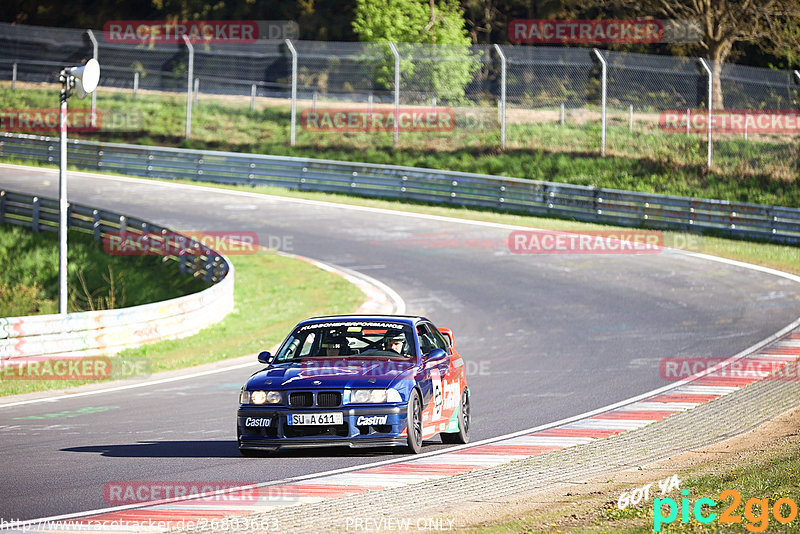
xmin=654 ymin=489 xmax=799 ymax=532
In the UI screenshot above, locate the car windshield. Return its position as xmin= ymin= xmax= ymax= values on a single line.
xmin=274 ymin=321 xmax=416 ymax=362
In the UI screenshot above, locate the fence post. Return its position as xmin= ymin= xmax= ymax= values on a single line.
xmin=494 ymin=44 xmax=507 ymax=150
xmin=32 ymin=196 xmax=40 ymax=232
xmin=182 ymin=35 xmax=194 ymax=139
xmin=86 ymin=30 xmax=98 ymax=128
xmin=698 ymin=58 xmax=713 ymax=169
xmin=285 ymin=39 xmax=298 ymax=146
xmin=629 ymin=104 xmax=633 ymax=133
xmin=593 ymin=49 xmax=607 ymax=156
xmin=12 ymin=63 xmax=17 ymax=90
xmin=312 ymin=90 xmax=317 ymax=112
xmin=193 ymin=77 xmax=199 ymax=106
xmin=133 ymin=71 xmax=139 ymax=99
xmin=388 ymin=42 xmax=400 ymax=146
xmin=0 ymin=191 xmax=5 ymax=223
xmin=250 ymin=84 xmax=256 ymax=111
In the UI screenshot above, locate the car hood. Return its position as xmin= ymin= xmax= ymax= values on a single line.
xmin=246 ymin=358 xmax=416 ymax=390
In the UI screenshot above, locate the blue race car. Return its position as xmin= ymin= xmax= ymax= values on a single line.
xmin=237 ymin=315 xmax=470 ymax=454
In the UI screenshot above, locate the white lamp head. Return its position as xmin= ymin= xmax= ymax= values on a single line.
xmin=68 ymin=58 xmax=100 ymax=99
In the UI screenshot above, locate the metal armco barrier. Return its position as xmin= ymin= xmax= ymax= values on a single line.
xmin=0 ymin=188 xmax=234 ymax=360
xmin=2 ymin=132 xmax=800 ymax=244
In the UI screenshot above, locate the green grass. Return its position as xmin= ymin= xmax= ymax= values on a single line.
xmin=2 ymin=84 xmax=797 ymax=208
xmin=0 ymin=223 xmax=206 ymax=316
xmin=0 ymin=247 xmax=364 ymax=396
xmin=463 ymin=441 xmax=800 ymax=533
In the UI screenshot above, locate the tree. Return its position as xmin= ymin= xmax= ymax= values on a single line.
xmin=606 ymin=0 xmax=800 ymax=108
xmin=353 ymin=0 xmax=479 ymax=101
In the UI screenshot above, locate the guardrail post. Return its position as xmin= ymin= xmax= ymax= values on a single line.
xmin=250 ymin=84 xmax=256 ymax=111
xmin=86 ymin=30 xmax=98 ymax=128
xmin=205 ymin=259 xmax=214 ymax=283
xmin=285 ymin=39 xmax=298 ymax=146
xmin=593 ymin=49 xmax=607 ymax=157
xmin=133 ymin=71 xmax=139 ymax=99
xmin=182 ymin=35 xmax=194 ymax=139
xmin=32 ymin=196 xmax=40 ymax=232
xmin=494 ymin=44 xmax=507 ymax=150
xmin=12 ymin=63 xmax=17 ymax=90
xmin=698 ymin=58 xmax=713 ymax=169
xmin=92 ymin=209 xmax=100 ymax=242
xmin=388 ymin=42 xmax=400 ymax=146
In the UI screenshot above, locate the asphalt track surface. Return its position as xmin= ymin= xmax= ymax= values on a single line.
xmin=1 ymin=165 xmax=799 ymax=522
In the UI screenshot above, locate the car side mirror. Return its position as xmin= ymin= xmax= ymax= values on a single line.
xmin=425 ymin=348 xmax=447 ymax=362
xmin=257 ymin=351 xmax=272 ymax=364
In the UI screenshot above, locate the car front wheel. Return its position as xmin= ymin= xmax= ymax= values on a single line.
xmin=406 ymin=389 xmax=423 ymax=454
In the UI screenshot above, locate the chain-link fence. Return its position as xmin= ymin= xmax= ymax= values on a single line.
xmin=0 ymin=22 xmax=798 ymax=184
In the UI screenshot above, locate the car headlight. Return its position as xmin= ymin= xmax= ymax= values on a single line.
xmin=247 ymin=390 xmax=282 ymax=405
xmin=239 ymin=390 xmax=251 ymax=404
xmin=351 ymin=389 xmax=402 ymax=403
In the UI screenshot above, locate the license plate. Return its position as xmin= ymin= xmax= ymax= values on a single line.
xmin=287 ymin=413 xmax=343 ymax=426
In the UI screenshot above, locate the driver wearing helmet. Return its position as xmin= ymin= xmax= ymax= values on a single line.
xmin=385 ymin=334 xmax=406 ymax=355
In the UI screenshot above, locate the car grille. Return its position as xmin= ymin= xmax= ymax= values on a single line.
xmin=284 ymin=424 xmax=349 ymax=438
xmin=316 ymin=391 xmax=341 ymax=407
xmin=288 ymin=392 xmax=313 ymax=407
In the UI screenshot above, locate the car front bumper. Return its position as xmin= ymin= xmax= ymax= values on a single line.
xmin=237 ymin=404 xmax=408 ymax=451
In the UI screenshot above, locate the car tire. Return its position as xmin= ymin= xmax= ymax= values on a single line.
xmin=406 ymin=389 xmax=423 ymax=454
xmin=441 ymin=388 xmax=470 ymax=444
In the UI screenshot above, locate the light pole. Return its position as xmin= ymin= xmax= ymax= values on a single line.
xmin=58 ymin=58 xmax=100 ymax=316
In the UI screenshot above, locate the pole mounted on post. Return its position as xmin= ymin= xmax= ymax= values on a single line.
xmin=285 ymin=39 xmax=298 ymax=146
xmin=86 ymin=30 xmax=98 ymax=128
xmin=698 ymin=58 xmax=713 ymax=169
xmin=183 ymin=35 xmax=194 ymax=139
xmin=593 ymin=48 xmax=607 ymax=157
xmin=493 ymin=44 xmax=507 ymax=150
xmin=388 ymin=42 xmax=400 ymax=146
xmin=58 ymin=58 xmax=100 ymax=317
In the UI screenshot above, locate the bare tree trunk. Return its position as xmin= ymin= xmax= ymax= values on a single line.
xmin=707 ymin=39 xmax=733 ymax=110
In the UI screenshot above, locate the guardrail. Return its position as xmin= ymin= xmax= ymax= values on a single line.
xmin=1 ymin=132 xmax=799 ymax=244
xmin=0 ymin=189 xmax=234 ymax=360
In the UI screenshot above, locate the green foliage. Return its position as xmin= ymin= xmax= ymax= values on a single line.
xmin=0 ymin=224 xmax=206 ymax=317
xmin=352 ymin=0 xmax=479 ymax=100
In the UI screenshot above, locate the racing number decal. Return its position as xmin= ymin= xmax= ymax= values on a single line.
xmin=431 ymin=368 xmax=443 ymax=420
